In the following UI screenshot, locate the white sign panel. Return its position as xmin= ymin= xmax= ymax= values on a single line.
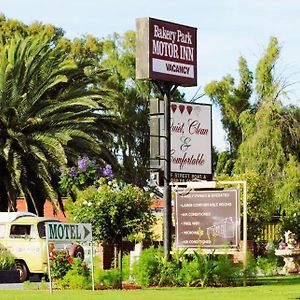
xmin=170 ymin=102 xmax=212 ymax=175
xmin=47 ymin=222 xmax=92 ymax=242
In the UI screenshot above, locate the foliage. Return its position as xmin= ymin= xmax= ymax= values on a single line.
xmin=59 ymin=155 xmax=113 ymax=195
xmin=206 ymin=36 xmax=299 ymax=241
xmin=96 ymin=268 xmax=122 ymax=289
xmin=131 ymin=247 xmax=255 ymax=288
xmin=66 ymin=182 xmax=155 ymax=245
xmin=131 ymin=246 xmax=162 ymax=287
xmin=205 ymin=56 xmax=252 ymax=154
xmin=99 ymin=32 xmax=151 ymax=187
xmin=242 ymin=253 xmax=258 ymax=285
xmin=212 ymin=254 xmax=241 ymax=287
xmin=0 ymin=28 xmax=117 ymax=214
xmin=236 ymin=104 xmax=299 ymax=239
xmin=256 ymin=254 xmax=280 ymax=277
xmin=214 ymin=150 xmax=235 ymax=176
xmin=235 ymin=102 xmax=287 ymax=182
xmin=49 ymin=250 xmax=90 ymax=289
xmin=217 ymin=171 xmax=274 ymax=240
xmin=275 ymin=155 xmax=300 ymax=239
xmin=0 ymin=249 xmax=16 ymax=270
xmin=49 ymin=250 xmax=74 ymax=280
xmin=99 ymin=32 xmax=186 ymax=187
xmin=121 ymin=253 xmax=131 ymax=282
xmin=55 ymin=267 xmax=91 ymax=290
xmin=0 ymin=14 xmax=65 ymax=43
xmin=184 ymin=251 xmax=217 ymax=288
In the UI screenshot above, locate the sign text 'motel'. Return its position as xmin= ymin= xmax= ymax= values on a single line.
xmin=136 ymin=18 xmax=197 ymax=87
xmin=47 ymin=223 xmax=92 ymax=242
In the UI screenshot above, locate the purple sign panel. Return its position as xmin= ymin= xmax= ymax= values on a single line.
xmin=175 ymin=189 xmax=240 ymax=249
xmin=136 ymin=18 xmax=197 ymax=86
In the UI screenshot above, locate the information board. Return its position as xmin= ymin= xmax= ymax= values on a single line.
xmin=175 ymin=189 xmax=240 ymax=249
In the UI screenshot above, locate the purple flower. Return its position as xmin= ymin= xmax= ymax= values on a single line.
xmin=78 ymin=156 xmax=88 ymax=171
xmin=69 ymin=166 xmax=77 ymax=178
xmin=102 ymin=164 xmax=113 ymax=178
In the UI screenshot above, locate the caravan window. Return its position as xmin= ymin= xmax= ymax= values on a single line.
xmin=10 ymin=225 xmax=31 ymax=238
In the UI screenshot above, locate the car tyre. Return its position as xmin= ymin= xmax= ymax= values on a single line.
xmin=16 ymin=261 xmax=29 ymax=282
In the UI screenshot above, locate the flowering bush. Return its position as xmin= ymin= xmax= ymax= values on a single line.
xmin=59 ymin=155 xmax=113 ymax=194
xmin=49 ymin=249 xmax=91 ymax=289
xmin=49 ymin=250 xmax=74 ymax=280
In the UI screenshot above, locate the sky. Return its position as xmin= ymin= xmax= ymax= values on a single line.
xmin=1 ymin=0 xmax=299 ymax=151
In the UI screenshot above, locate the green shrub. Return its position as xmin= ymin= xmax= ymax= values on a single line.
xmin=189 ymin=251 xmax=217 ymax=287
xmin=213 ymin=254 xmax=241 ymax=286
xmin=256 ymin=246 xmax=282 ymax=276
xmin=121 ymin=253 xmax=130 ymax=281
xmin=178 ymin=255 xmax=201 ymax=287
xmin=130 ymin=247 xmax=257 ymax=288
xmin=241 ymin=253 xmax=257 ymax=285
xmin=56 ymin=271 xmax=91 ymax=290
xmin=54 ymin=258 xmax=91 ymax=290
xmin=132 ymin=246 xmax=162 ymax=287
xmin=0 ymin=249 xmax=16 ymax=270
xmin=256 ymin=256 xmax=277 ymax=276
xmin=96 ymin=268 xmax=122 ymax=288
xmin=165 ymin=249 xmax=188 ymax=287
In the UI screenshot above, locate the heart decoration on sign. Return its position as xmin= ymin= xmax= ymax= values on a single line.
xmin=171 ymin=103 xmax=177 ymax=113
xmin=187 ymin=105 xmax=193 ymax=115
xmin=179 ymin=104 xmax=185 ymax=114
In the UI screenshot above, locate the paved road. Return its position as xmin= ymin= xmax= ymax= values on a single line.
xmin=0 ymin=275 xmax=47 ymax=290
xmin=0 ymin=283 xmax=24 ymax=289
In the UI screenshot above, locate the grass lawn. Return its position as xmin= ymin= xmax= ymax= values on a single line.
xmin=1 ymin=277 xmax=300 ymax=300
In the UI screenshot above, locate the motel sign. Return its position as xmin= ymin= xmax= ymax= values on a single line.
xmin=47 ymin=222 xmax=92 ymax=242
xmin=136 ymin=17 xmax=197 ymax=87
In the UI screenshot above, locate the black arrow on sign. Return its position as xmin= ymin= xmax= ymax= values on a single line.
xmin=83 ymin=225 xmax=91 ymax=240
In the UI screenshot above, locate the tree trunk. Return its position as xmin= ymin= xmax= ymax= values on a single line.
xmin=114 ymin=239 xmax=123 ymax=289
xmin=25 ymin=189 xmax=45 ymax=216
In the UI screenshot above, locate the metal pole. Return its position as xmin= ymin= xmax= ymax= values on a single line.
xmin=91 ymin=242 xmax=95 ymax=291
xmin=163 ymin=84 xmax=172 ymax=260
xmin=243 ymin=181 xmax=247 ymax=286
xmin=45 ymin=227 xmax=53 ymax=293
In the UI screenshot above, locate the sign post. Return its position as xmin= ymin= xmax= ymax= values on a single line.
xmin=46 ymin=222 xmax=93 ymax=292
xmin=136 ymin=17 xmax=198 ymax=259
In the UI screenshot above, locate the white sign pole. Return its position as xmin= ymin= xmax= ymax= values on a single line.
xmin=91 ymin=241 xmax=95 ymax=291
xmin=45 ymin=225 xmax=53 ymax=293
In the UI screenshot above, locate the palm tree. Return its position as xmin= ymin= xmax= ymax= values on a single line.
xmin=0 ymin=33 xmax=117 ymax=214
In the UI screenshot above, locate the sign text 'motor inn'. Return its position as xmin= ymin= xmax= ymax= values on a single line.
xmin=136 ymin=18 xmax=197 ymax=87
